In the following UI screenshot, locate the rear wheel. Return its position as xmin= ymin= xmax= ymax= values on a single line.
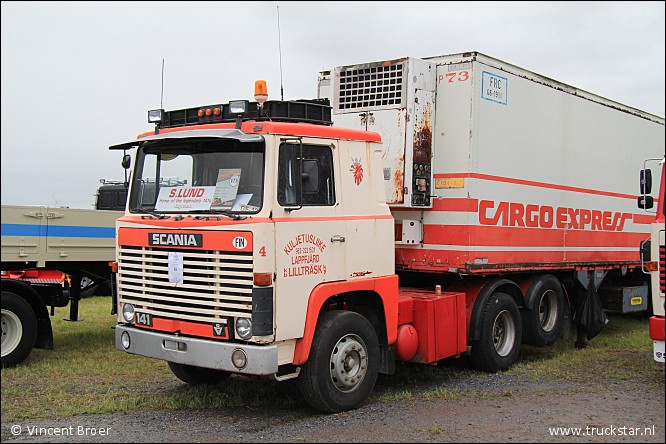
xmin=298 ymin=310 xmax=379 ymax=413
xmin=167 ymin=362 xmax=231 ymax=385
xmin=471 ymin=292 xmax=522 ymax=372
xmin=1 ymin=291 xmax=38 ymax=368
xmin=522 ymin=275 xmax=565 ymax=347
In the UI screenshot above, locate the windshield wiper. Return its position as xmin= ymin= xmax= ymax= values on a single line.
xmin=141 ymin=208 xmax=171 ymax=219
xmin=190 ymin=210 xmax=247 ymax=221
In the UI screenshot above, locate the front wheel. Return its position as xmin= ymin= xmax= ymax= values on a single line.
xmin=167 ymin=362 xmax=231 ymax=385
xmin=1 ymin=291 xmax=38 ymax=368
xmin=298 ymin=310 xmax=379 ymax=413
xmin=471 ymin=292 xmax=522 ymax=372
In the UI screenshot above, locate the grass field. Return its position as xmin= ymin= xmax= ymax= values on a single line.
xmin=1 ymin=296 xmax=663 ymax=422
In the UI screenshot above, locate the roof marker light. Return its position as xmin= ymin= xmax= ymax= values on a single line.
xmin=255 ymin=80 xmax=268 ymax=108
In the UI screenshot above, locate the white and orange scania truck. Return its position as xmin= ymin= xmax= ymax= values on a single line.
xmin=111 ymin=52 xmax=664 ymax=412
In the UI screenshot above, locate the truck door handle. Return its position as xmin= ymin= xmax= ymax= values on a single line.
xmin=24 ymin=211 xmax=44 ymax=219
xmin=331 ymin=235 xmax=346 ymax=243
xmin=46 ymin=212 xmax=64 ymax=219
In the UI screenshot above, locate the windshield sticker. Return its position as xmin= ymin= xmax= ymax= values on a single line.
xmin=211 ymin=168 xmax=242 ymax=210
xmin=155 ymin=186 xmax=215 ymax=211
xmin=230 ymin=194 xmax=252 ymax=211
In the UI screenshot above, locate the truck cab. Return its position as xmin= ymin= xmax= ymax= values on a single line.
xmin=112 ymin=96 xmax=399 ymax=412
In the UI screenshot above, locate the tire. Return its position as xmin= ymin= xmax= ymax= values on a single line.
xmin=471 ymin=292 xmax=522 ymax=372
xmin=522 ymin=275 xmax=565 ymax=347
xmin=298 ymin=310 xmax=379 ymax=413
xmin=1 ymin=291 xmax=38 ymax=368
xmin=167 ymin=362 xmax=231 ymax=385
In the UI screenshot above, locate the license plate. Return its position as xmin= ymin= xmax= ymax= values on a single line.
xmin=135 ymin=312 xmax=153 ymax=327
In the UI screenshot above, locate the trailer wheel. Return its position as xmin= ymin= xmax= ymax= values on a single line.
xmin=1 ymin=291 xmax=38 ymax=368
xmin=167 ymin=362 xmax=231 ymax=385
xmin=471 ymin=292 xmax=522 ymax=372
xmin=298 ymin=310 xmax=379 ymax=413
xmin=522 ymin=275 xmax=565 ymax=347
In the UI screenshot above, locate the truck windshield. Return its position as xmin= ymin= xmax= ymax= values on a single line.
xmin=128 ymin=138 xmax=264 ymax=215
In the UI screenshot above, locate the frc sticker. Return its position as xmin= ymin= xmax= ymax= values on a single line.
xmin=482 ymin=71 xmax=508 ymax=105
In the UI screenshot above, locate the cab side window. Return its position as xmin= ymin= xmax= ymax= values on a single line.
xmin=278 ymin=144 xmax=335 ymax=207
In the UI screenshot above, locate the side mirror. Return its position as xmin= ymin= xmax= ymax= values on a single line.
xmin=640 ymin=239 xmax=651 ymax=263
xmin=640 ymin=169 xmax=652 ymax=195
xmin=301 ymin=159 xmax=320 ymax=193
xmin=122 ymin=154 xmax=131 ymax=170
xmin=637 ymin=195 xmax=654 ymax=210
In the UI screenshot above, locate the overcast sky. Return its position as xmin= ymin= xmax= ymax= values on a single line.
xmin=2 ymin=1 xmax=664 ymax=209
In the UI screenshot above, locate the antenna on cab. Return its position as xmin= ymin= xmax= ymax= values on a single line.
xmin=160 ymin=58 xmax=165 ymax=109
xmin=277 ymin=4 xmax=284 ymax=101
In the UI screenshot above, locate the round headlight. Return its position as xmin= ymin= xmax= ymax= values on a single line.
xmin=231 ymin=348 xmax=247 ymax=370
xmin=121 ymin=331 xmax=131 ymax=350
xmin=122 ymin=303 xmax=135 ymax=323
xmin=235 ymin=317 xmax=252 ymax=340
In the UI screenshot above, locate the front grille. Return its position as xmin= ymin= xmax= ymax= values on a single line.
xmin=117 ymin=246 xmax=253 ymax=324
xmin=337 ymin=62 xmax=405 ymax=111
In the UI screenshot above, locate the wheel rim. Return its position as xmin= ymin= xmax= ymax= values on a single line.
xmin=1 ymin=309 xmax=23 ymax=358
xmin=492 ymin=309 xmax=516 ymax=357
xmin=537 ymin=290 xmax=559 ymax=333
xmin=329 ymin=333 xmax=368 ymax=393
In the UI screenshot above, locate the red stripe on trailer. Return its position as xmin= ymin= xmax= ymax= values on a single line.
xmin=434 ymin=172 xmax=638 ymax=200
xmin=421 ymin=224 xmax=649 ymax=248
xmin=395 ymin=248 xmax=640 ymax=272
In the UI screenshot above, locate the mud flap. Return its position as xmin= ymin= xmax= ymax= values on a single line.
xmin=379 ymin=345 xmax=395 ymax=375
xmin=572 ymin=280 xmax=609 ymax=341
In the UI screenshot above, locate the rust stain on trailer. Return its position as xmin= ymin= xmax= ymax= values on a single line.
xmin=413 ymin=102 xmax=433 ymax=159
xmin=391 ymin=154 xmax=405 ymax=203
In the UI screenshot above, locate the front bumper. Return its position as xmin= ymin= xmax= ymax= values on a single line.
xmin=115 ymin=325 xmax=279 ymax=375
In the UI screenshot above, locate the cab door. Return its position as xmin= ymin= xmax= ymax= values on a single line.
xmin=273 ymin=138 xmax=346 ymax=340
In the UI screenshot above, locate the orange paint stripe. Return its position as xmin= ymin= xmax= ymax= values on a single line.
xmin=119 ymin=215 xmax=392 ymax=226
xmin=273 ymin=215 xmax=393 ymax=223
xmin=118 ymin=228 xmax=252 ymax=251
xmin=138 ymin=121 xmax=382 ymax=143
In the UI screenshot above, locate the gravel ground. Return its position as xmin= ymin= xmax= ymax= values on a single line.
xmin=2 ymin=365 xmax=664 ymax=443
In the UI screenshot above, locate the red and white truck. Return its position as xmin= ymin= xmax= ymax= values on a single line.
xmin=111 ymin=52 xmax=664 ymax=412
xmin=638 ymin=158 xmax=665 ymax=362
